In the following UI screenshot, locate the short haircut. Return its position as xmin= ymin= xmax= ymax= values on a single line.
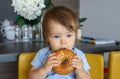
xmin=42 ymin=6 xmax=79 ymax=41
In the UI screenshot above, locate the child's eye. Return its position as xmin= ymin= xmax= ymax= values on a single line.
xmin=53 ymin=35 xmax=60 ymax=39
xmin=67 ymin=34 xmax=73 ymax=38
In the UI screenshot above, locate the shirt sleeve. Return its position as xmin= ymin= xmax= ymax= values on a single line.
xmin=31 ymin=47 xmax=50 ymax=68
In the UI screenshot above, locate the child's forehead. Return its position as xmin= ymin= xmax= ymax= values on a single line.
xmin=49 ymin=21 xmax=66 ymax=30
xmin=48 ymin=20 xmax=64 ymax=28
xmin=49 ymin=20 xmax=75 ymax=27
xmin=48 ymin=23 xmax=75 ymax=34
xmin=48 ymin=20 xmax=76 ymax=32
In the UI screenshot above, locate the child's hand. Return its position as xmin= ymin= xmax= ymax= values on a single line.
xmin=43 ymin=53 xmax=59 ymax=73
xmin=70 ymin=55 xmax=84 ymax=73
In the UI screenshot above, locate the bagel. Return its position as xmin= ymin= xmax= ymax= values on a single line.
xmin=52 ymin=48 xmax=75 ymax=75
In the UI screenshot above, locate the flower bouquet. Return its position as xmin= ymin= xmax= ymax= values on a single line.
xmin=11 ymin=0 xmax=54 ymax=26
xmin=11 ymin=0 xmax=54 ymax=41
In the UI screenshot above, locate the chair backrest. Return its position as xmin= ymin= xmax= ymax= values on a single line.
xmin=18 ymin=52 xmax=36 ymax=79
xmin=108 ymin=51 xmax=120 ymax=79
xmin=85 ymin=53 xmax=104 ymax=79
xmin=18 ymin=53 xmax=104 ymax=79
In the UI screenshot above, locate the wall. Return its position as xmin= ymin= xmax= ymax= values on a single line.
xmin=80 ymin=0 xmax=120 ymax=41
xmin=0 ymin=0 xmax=16 ymax=21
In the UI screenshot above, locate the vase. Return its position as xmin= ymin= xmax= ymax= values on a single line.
xmin=39 ymin=23 xmax=44 ymax=41
xmin=31 ymin=23 xmax=44 ymax=41
xmin=22 ymin=25 xmax=30 ymax=42
xmin=77 ymin=29 xmax=82 ymax=41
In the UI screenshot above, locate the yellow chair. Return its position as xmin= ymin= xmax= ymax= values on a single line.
xmin=18 ymin=53 xmax=104 ymax=79
xmin=107 ymin=51 xmax=120 ymax=79
xmin=85 ymin=54 xmax=104 ymax=79
xmin=18 ymin=52 xmax=36 ymax=79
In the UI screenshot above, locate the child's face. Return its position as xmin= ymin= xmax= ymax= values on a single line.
xmin=47 ymin=21 xmax=76 ymax=51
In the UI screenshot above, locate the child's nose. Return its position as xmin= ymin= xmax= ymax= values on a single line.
xmin=60 ymin=38 xmax=67 ymax=44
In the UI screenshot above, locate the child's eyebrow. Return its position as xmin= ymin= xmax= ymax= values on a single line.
xmin=50 ymin=33 xmax=60 ymax=35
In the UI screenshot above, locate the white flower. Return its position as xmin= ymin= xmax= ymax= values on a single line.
xmin=11 ymin=0 xmax=46 ymax=20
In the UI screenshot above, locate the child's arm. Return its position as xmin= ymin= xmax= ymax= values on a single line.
xmin=75 ymin=70 xmax=91 ymax=79
xmin=70 ymin=55 xmax=91 ymax=79
xmin=28 ymin=53 xmax=59 ymax=79
xmin=28 ymin=66 xmax=48 ymax=79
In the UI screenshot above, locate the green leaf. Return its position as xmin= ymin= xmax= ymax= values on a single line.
xmin=15 ymin=15 xmax=25 ymax=27
xmin=79 ymin=18 xmax=87 ymax=23
xmin=44 ymin=0 xmax=52 ymax=7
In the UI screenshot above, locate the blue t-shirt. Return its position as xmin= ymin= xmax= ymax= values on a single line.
xmin=31 ymin=47 xmax=90 ymax=79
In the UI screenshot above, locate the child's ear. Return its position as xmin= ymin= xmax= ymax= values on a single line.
xmin=45 ymin=37 xmax=49 ymax=42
